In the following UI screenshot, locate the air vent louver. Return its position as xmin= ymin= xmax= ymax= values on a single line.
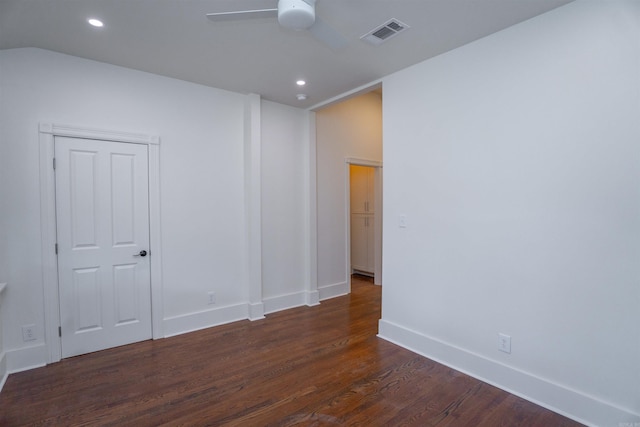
xmin=361 ymin=19 xmax=409 ymax=45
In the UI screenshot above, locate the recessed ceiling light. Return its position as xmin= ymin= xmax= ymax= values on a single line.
xmin=296 ymin=94 xmax=308 ymax=101
xmin=88 ymin=18 xmax=104 ymax=28
xmin=296 ymin=80 xmax=306 ymax=86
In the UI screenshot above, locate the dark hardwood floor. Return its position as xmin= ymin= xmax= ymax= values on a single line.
xmin=0 ymin=276 xmax=582 ymax=426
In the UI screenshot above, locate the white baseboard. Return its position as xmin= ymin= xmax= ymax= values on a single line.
xmin=163 ymin=303 xmax=249 ymax=338
xmin=318 ymin=281 xmax=349 ymax=301
xmin=5 ymin=344 xmax=47 ymax=375
xmin=0 ymin=351 xmax=6 ymax=392
xmin=305 ymin=290 xmax=320 ymax=306
xmin=248 ymin=302 xmax=265 ymax=321
xmin=264 ymin=291 xmax=306 ymax=315
xmin=378 ymin=319 xmax=639 ymax=427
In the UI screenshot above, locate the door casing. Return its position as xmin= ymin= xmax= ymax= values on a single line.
xmin=39 ymin=123 xmax=164 ymax=363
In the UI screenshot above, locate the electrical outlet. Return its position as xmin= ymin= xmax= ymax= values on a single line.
xmin=498 ymin=333 xmax=511 ymax=354
xmin=22 ymin=324 xmax=37 ymax=342
xmin=399 ymin=214 xmax=408 ymax=228
xmin=207 ymin=291 xmax=216 ymax=305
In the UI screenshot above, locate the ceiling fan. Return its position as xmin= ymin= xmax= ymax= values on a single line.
xmin=206 ymin=0 xmax=348 ymax=50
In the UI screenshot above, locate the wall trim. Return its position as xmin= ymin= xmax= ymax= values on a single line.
xmin=38 ymin=123 xmax=159 ymax=145
xmin=309 ymin=80 xmax=382 ymax=112
xmin=305 ymin=112 xmax=319 ymax=307
xmin=5 ymin=344 xmax=47 ymax=374
xmin=263 ymin=291 xmax=307 ymax=315
xmin=163 ymin=303 xmax=249 ymax=338
xmin=244 ymin=94 xmax=264 ymax=318
xmin=248 ymin=303 xmax=265 ymax=321
xmin=2 ymin=344 xmax=59 ymax=392
xmin=305 ymin=290 xmax=320 ymax=307
xmin=0 ymin=351 xmax=6 ymax=393
xmin=378 ymin=319 xmax=639 ymax=427
xmin=39 ymin=123 xmax=164 ymax=364
xmin=345 ymin=157 xmax=383 ymax=168
xmin=318 ymin=281 xmax=349 ymax=301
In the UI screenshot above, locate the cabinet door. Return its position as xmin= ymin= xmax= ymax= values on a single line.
xmin=365 ymin=167 xmax=375 ymax=214
xmin=366 ymin=214 xmax=375 ymax=272
xmin=351 ymin=214 xmax=375 ymax=274
xmin=350 ymin=165 xmax=372 ymax=213
xmin=351 ymin=214 xmax=369 ymax=272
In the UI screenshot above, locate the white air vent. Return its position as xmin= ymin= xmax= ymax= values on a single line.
xmin=361 ymin=19 xmax=410 ymax=46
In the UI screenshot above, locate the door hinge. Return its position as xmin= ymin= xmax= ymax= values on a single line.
xmin=55 ymin=243 xmax=58 ymax=254
xmin=58 ymin=326 xmax=62 ymax=337
xmin=53 ymin=158 xmax=56 ymax=170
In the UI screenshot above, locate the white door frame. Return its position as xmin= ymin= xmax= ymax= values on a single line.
xmin=345 ymin=158 xmax=382 ymax=286
xmin=39 ymin=123 xmax=164 ymax=363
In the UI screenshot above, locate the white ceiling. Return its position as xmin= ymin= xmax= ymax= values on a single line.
xmin=0 ymin=0 xmax=573 ymax=109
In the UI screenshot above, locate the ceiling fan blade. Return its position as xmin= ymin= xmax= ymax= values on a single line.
xmin=206 ymin=9 xmax=278 ymax=22
xmin=308 ymin=17 xmax=348 ymax=51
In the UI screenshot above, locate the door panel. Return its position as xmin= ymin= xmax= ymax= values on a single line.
xmin=113 ymin=263 xmax=139 ymax=324
xmin=111 ymin=153 xmax=136 ymax=246
xmin=351 ymin=214 xmax=373 ymax=273
xmin=70 ymin=150 xmax=99 ymax=248
xmin=73 ymin=266 xmax=102 ymax=332
xmin=55 ymin=136 xmax=152 ymax=358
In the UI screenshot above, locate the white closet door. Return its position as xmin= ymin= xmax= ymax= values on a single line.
xmin=55 ymin=136 xmax=152 ymax=358
xmin=351 ymin=214 xmax=369 ymax=272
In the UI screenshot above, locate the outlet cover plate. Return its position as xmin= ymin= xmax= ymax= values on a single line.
xmin=22 ymin=324 xmax=37 ymax=342
xmin=498 ymin=333 xmax=511 ymax=354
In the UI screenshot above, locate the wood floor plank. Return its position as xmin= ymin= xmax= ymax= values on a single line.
xmin=0 ymin=277 xmax=583 ymax=426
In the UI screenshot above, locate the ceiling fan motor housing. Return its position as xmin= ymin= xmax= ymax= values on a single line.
xmin=278 ymin=0 xmax=316 ymax=30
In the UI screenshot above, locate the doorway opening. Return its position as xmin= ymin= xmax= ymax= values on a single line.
xmin=312 ymin=85 xmax=382 ymax=298
xmin=347 ymin=160 xmax=382 ymax=286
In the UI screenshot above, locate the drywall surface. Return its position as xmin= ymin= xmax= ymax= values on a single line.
xmin=0 ymin=48 xmax=247 ymax=356
xmin=315 ymin=92 xmax=382 ymax=292
xmin=0 ymin=48 xmax=314 ymax=366
xmin=0 ymin=143 xmax=7 ymax=285
xmin=0 ymin=99 xmax=7 ymax=369
xmin=261 ymin=100 xmax=308 ymax=305
xmin=380 ymin=0 xmax=639 ymax=425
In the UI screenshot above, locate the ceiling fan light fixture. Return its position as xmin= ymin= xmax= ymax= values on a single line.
xmin=278 ymin=0 xmax=315 ymax=30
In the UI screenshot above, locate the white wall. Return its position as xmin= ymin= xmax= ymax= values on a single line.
xmin=0 ymin=77 xmax=8 ymax=386
xmin=316 ymin=92 xmax=382 ymax=297
xmin=261 ymin=100 xmax=309 ymax=312
xmin=379 ymin=1 xmax=640 ymax=426
xmin=0 ymin=138 xmax=7 ymax=283
xmin=0 ymin=47 xmax=246 ymax=352
xmin=0 ymin=48 xmax=311 ymax=371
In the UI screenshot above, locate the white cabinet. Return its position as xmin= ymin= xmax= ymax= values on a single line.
xmin=351 ymin=214 xmax=375 ymax=274
xmin=350 ymin=165 xmax=374 ymax=214
xmin=350 ymin=165 xmax=375 ymax=274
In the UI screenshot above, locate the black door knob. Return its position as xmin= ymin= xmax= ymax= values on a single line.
xmin=134 ymin=250 xmax=148 ymax=257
